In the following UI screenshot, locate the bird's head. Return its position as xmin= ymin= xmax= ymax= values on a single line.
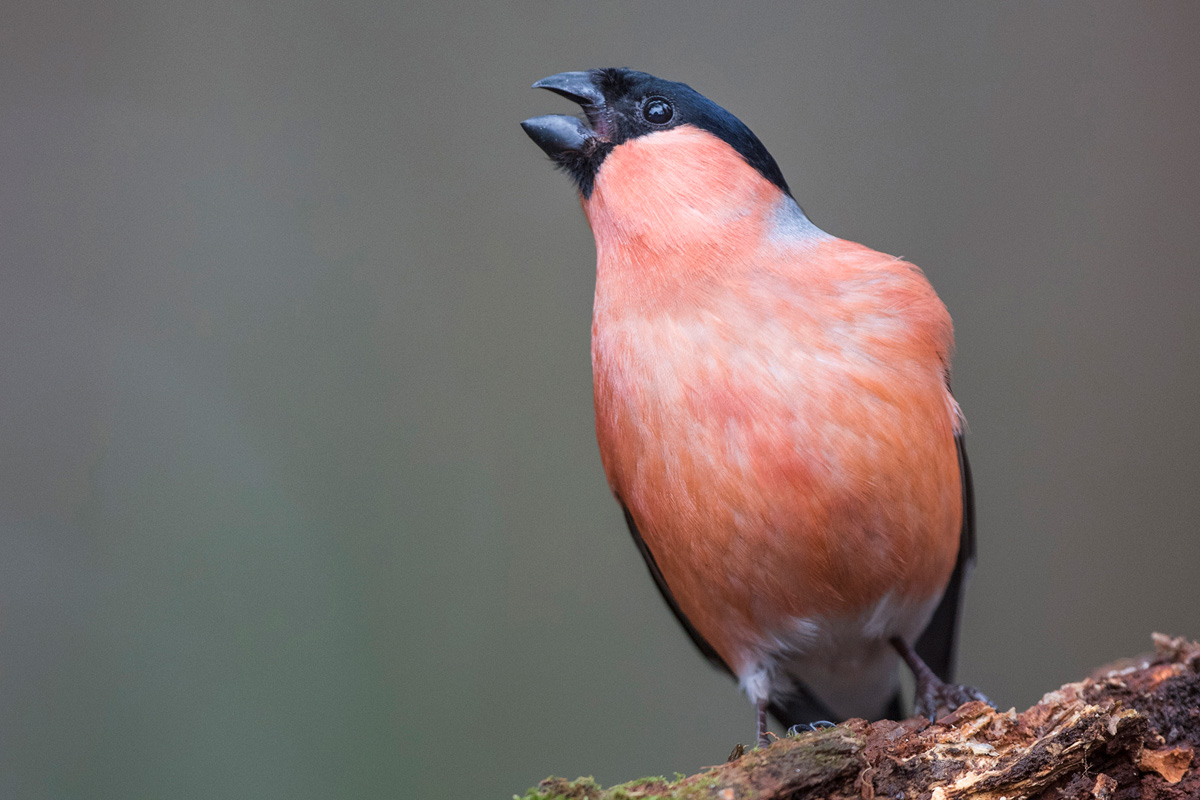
xmin=521 ymin=68 xmax=790 ymax=202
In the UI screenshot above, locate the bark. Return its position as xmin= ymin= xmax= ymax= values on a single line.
xmin=519 ymin=634 xmax=1200 ymax=800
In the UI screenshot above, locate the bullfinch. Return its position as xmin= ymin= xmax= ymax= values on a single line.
xmin=521 ymin=68 xmax=988 ymax=747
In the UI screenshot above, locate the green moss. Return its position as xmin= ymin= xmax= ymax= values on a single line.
xmin=610 ymin=771 xmax=721 ymax=800
xmin=514 ymin=775 xmax=602 ymax=800
xmin=515 ymin=729 xmax=863 ymax=800
xmin=517 ymin=770 xmax=722 ymax=800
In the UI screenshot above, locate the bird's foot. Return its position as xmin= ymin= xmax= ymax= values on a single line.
xmin=786 ymin=720 xmax=836 ymax=736
xmin=913 ymin=678 xmax=992 ymax=721
xmin=755 ymin=700 xmax=771 ymax=748
xmin=890 ymin=636 xmax=993 ymax=721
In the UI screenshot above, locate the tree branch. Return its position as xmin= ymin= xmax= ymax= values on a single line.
xmin=519 ymin=634 xmax=1199 ymax=800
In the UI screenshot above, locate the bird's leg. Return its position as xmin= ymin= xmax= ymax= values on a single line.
xmin=889 ymin=636 xmax=992 ymax=720
xmin=755 ymin=699 xmax=770 ymax=748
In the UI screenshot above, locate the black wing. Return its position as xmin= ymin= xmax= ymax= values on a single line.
xmin=619 ymin=503 xmax=732 ymax=675
xmin=913 ymin=431 xmax=976 ymax=682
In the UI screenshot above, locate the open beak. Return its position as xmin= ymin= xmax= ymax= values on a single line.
xmin=521 ymin=71 xmax=607 ymax=158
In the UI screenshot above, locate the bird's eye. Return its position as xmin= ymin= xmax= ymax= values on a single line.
xmin=642 ymin=97 xmax=673 ymax=125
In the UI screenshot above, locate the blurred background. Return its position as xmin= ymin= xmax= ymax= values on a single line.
xmin=2 ymin=2 xmax=1198 ymax=797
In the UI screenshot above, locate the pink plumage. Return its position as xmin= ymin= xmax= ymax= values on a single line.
xmin=522 ymin=68 xmax=987 ymax=743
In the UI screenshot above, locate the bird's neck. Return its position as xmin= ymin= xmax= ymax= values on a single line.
xmin=583 ymin=126 xmax=826 ymax=311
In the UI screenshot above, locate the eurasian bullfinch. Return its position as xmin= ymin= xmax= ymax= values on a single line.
xmin=521 ymin=68 xmax=988 ymax=747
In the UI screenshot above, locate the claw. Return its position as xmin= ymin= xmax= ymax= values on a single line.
xmin=891 ymin=636 xmax=993 ymax=720
xmin=919 ymin=683 xmax=992 ymax=721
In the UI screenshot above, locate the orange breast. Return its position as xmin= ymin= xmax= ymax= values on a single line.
xmin=584 ymin=128 xmax=962 ymax=675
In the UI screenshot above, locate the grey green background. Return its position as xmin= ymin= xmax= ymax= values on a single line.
xmin=3 ymin=2 xmax=1198 ymax=798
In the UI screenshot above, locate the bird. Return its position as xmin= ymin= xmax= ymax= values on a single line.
xmin=521 ymin=68 xmax=988 ymax=747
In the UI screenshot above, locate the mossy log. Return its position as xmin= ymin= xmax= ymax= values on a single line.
xmin=518 ymin=634 xmax=1199 ymax=800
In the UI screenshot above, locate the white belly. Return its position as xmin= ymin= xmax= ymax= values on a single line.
xmin=739 ymin=590 xmax=944 ymax=720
